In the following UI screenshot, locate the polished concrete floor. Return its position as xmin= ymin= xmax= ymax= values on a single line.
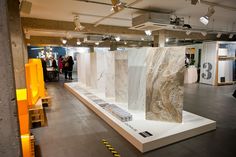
xmin=33 ymin=76 xmax=236 ymax=157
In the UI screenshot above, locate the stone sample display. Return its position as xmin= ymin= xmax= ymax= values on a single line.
xmin=105 ymin=51 xmax=115 ymax=98
xmin=128 ymin=48 xmax=147 ymax=112
xmin=146 ymin=47 xmax=185 ymax=123
xmin=84 ymin=53 xmax=92 ymax=87
xmin=89 ymin=53 xmax=97 ymax=89
xmin=77 ymin=53 xmax=87 ymax=86
xmin=115 ymin=51 xmax=128 ymax=103
xmin=95 ymin=48 xmax=107 ymax=93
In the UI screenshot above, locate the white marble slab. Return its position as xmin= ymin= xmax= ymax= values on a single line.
xmin=78 ymin=53 xmax=87 ymax=86
xmin=89 ymin=52 xmax=97 ymax=89
xmin=128 ymin=48 xmax=148 ymax=112
xmin=146 ymin=47 xmax=185 ymax=123
xmin=95 ymin=48 xmax=108 ymax=94
xmin=115 ymin=51 xmax=128 ymax=103
xmin=105 ymin=51 xmax=115 ymax=98
xmin=84 ymin=53 xmax=92 ymax=87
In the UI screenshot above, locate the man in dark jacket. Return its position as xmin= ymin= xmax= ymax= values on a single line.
xmin=67 ymin=56 xmax=74 ymax=80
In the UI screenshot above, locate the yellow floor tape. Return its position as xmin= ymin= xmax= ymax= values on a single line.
xmin=102 ymin=139 xmax=121 ymax=157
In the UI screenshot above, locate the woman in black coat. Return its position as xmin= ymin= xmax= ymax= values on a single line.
xmin=67 ymin=56 xmax=74 ymax=80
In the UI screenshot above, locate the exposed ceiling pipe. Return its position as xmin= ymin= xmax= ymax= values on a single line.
xmin=93 ymin=0 xmax=143 ymax=27
xmin=74 ymin=0 xmax=171 ymax=14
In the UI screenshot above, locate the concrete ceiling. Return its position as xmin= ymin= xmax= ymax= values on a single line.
xmin=21 ymin=0 xmax=236 ymax=32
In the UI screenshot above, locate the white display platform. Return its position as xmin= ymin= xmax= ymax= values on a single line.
xmin=65 ymin=82 xmax=216 ymax=153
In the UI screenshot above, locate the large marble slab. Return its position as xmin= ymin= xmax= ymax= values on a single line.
xmin=89 ymin=52 xmax=97 ymax=89
xmin=115 ymin=51 xmax=128 ymax=103
xmin=128 ymin=48 xmax=148 ymax=112
xmin=146 ymin=47 xmax=185 ymax=123
xmin=84 ymin=53 xmax=92 ymax=87
xmin=77 ymin=53 xmax=87 ymax=86
xmin=95 ymin=48 xmax=108 ymax=94
xmin=105 ymin=51 xmax=115 ymax=98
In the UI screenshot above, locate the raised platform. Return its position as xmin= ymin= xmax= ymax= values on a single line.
xmin=65 ymin=82 xmax=216 ymax=153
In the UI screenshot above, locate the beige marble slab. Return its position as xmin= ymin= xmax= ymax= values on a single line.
xmin=146 ymin=47 xmax=185 ymax=123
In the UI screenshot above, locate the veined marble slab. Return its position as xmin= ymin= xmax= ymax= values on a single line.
xmin=115 ymin=51 xmax=128 ymax=103
xmin=146 ymin=47 xmax=185 ymax=123
xmin=78 ymin=53 xmax=87 ymax=86
xmin=128 ymin=48 xmax=148 ymax=112
xmin=90 ymin=52 xmax=97 ymax=89
xmin=95 ymin=48 xmax=108 ymax=94
xmin=84 ymin=53 xmax=92 ymax=87
xmin=105 ymin=51 xmax=115 ymax=98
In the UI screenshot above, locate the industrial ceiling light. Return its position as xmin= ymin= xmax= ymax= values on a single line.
xmin=61 ymin=38 xmax=67 ymax=44
xmin=165 ymin=38 xmax=169 ymax=42
xmin=115 ymin=36 xmax=121 ymax=42
xmin=77 ymin=39 xmax=81 ymax=45
xmin=74 ymin=15 xmax=85 ymax=31
xmin=200 ymin=6 xmax=215 ymax=25
xmin=141 ymin=37 xmax=144 ymax=41
xmin=145 ymin=30 xmax=152 ymax=36
xmin=229 ymin=34 xmax=234 ymax=39
xmin=201 ymin=31 xmax=207 ymax=36
xmin=95 ymin=42 xmax=100 ymax=46
xmin=124 ymin=41 xmax=127 ymax=45
xmin=186 ymin=30 xmax=191 ymax=35
xmin=111 ymin=0 xmax=126 ymax=12
xmin=216 ymin=33 xmax=222 ymax=38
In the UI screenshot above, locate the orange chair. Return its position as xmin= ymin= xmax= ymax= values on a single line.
xmin=28 ymin=59 xmax=45 ymax=98
xmin=25 ymin=63 xmax=40 ymax=106
xmin=16 ymin=89 xmax=29 ymax=135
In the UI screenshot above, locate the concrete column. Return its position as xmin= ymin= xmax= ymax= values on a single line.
xmin=0 ymin=0 xmax=22 ymax=156
xmin=8 ymin=0 xmax=27 ymax=88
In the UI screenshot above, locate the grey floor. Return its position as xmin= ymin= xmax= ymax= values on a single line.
xmin=33 ymin=75 xmax=236 ymax=157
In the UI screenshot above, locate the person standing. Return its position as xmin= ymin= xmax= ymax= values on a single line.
xmin=67 ymin=56 xmax=74 ymax=80
xmin=58 ymin=55 xmax=63 ymax=74
xmin=63 ymin=56 xmax=69 ymax=79
xmin=41 ymin=58 xmax=48 ymax=82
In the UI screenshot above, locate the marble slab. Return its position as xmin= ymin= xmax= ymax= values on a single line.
xmin=78 ymin=53 xmax=87 ymax=86
xmin=105 ymin=51 xmax=115 ymax=98
xmin=89 ymin=53 xmax=97 ymax=89
xmin=115 ymin=51 xmax=128 ymax=103
xmin=95 ymin=48 xmax=108 ymax=94
xmin=84 ymin=53 xmax=92 ymax=87
xmin=146 ymin=47 xmax=185 ymax=123
xmin=128 ymin=48 xmax=148 ymax=112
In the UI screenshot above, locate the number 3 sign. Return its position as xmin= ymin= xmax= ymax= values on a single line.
xmin=201 ymin=62 xmax=212 ymax=79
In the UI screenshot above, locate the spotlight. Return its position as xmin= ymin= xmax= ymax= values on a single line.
xmin=201 ymin=31 xmax=207 ymax=36
xmin=141 ymin=37 xmax=144 ymax=41
xmin=145 ymin=30 xmax=152 ymax=36
xmin=200 ymin=6 xmax=215 ymax=25
xmin=115 ymin=36 xmax=121 ymax=42
xmin=200 ymin=16 xmax=209 ymax=25
xmin=124 ymin=41 xmax=127 ymax=45
xmin=95 ymin=42 xmax=100 ymax=46
xmin=186 ymin=30 xmax=191 ymax=35
xmin=61 ymin=38 xmax=67 ymax=44
xmin=111 ymin=0 xmax=126 ymax=12
xmin=74 ymin=15 xmax=85 ymax=31
xmin=216 ymin=33 xmax=222 ymax=38
xmin=229 ymin=34 xmax=234 ymax=39
xmin=76 ymin=39 xmax=81 ymax=45
xmin=165 ymin=38 xmax=169 ymax=42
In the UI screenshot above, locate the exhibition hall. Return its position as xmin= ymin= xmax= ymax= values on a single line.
xmin=0 ymin=0 xmax=236 ymax=157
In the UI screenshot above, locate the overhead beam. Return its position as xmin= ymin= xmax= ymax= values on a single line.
xmin=21 ymin=17 xmax=144 ymax=35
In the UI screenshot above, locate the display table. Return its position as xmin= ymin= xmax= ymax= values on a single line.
xmin=184 ymin=66 xmax=198 ymax=84
xmin=65 ymin=82 xmax=216 ymax=153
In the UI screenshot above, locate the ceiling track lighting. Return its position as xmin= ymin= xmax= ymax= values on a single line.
xmin=229 ymin=34 xmax=234 ymax=39
xmin=61 ymin=38 xmax=67 ymax=44
xmin=186 ymin=30 xmax=191 ymax=35
xmin=145 ymin=30 xmax=152 ymax=36
xmin=111 ymin=0 xmax=126 ymax=12
xmin=200 ymin=6 xmax=215 ymax=25
xmin=95 ymin=42 xmax=100 ymax=46
xmin=74 ymin=15 xmax=85 ymax=31
xmin=216 ymin=33 xmax=222 ymax=38
xmin=201 ymin=31 xmax=207 ymax=36
xmin=115 ymin=36 xmax=121 ymax=42
xmin=77 ymin=39 xmax=81 ymax=45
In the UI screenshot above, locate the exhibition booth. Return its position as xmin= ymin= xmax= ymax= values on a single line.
xmin=65 ymin=47 xmax=216 ymax=152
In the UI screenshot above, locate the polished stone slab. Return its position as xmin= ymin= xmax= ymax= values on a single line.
xmin=146 ymin=47 xmax=185 ymax=123
xmin=115 ymin=51 xmax=128 ymax=103
xmin=105 ymin=51 xmax=115 ymax=98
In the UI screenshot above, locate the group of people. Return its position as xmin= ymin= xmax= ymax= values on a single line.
xmin=58 ymin=55 xmax=74 ymax=80
xmin=41 ymin=55 xmax=74 ymax=82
